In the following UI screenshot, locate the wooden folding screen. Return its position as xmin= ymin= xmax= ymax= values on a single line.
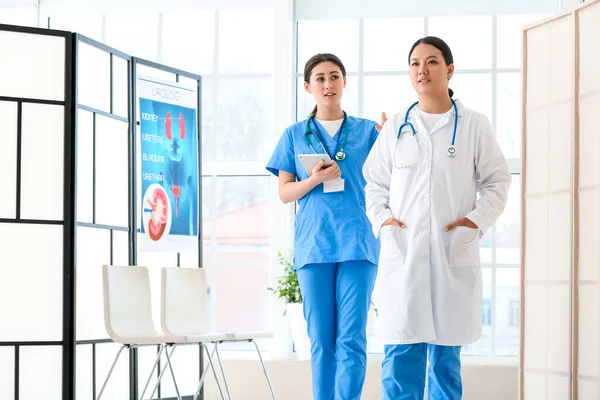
xmin=521 ymin=1 xmax=600 ymax=399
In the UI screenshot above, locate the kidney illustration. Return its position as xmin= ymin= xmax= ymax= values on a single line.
xmin=143 ymin=184 xmax=171 ymax=241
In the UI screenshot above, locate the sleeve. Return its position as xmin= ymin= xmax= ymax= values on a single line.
xmin=465 ymin=114 xmax=512 ymax=236
xmin=265 ymin=128 xmax=297 ymax=177
xmin=368 ymin=122 xmax=380 ymax=150
xmin=362 ymin=118 xmax=395 ymax=238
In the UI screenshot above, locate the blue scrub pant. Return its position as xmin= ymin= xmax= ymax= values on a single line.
xmin=381 ymin=344 xmax=462 ymax=400
xmin=297 ymin=260 xmax=377 ymax=400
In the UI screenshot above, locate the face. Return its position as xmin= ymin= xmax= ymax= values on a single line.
xmin=304 ymin=61 xmax=346 ymax=108
xmin=409 ymin=43 xmax=454 ymax=96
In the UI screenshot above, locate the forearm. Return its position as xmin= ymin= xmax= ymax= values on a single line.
xmin=279 ymin=176 xmax=320 ymax=203
xmin=365 ymin=182 xmax=394 ymax=237
xmin=466 ymin=179 xmax=511 ymax=234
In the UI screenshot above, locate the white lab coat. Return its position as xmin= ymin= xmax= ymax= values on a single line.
xmin=363 ymin=100 xmax=511 ymax=345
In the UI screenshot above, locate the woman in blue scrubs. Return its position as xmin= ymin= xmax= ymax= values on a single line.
xmin=266 ymin=53 xmax=380 ymax=400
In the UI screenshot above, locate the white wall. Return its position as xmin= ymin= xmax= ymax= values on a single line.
xmin=562 ymin=0 xmax=586 ymax=10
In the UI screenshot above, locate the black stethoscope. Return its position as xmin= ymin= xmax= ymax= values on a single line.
xmin=394 ymin=99 xmax=459 ymax=168
xmin=304 ymin=111 xmax=349 ymax=162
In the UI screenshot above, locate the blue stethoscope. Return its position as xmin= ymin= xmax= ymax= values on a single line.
xmin=304 ymin=111 xmax=349 ymax=161
xmin=395 ymin=99 xmax=459 ymax=168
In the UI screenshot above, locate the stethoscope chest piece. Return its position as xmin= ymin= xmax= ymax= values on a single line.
xmin=335 ymin=151 xmax=346 ymax=161
xmin=447 ymin=145 xmax=457 ymax=158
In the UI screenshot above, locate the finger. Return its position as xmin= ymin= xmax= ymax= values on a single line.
xmin=464 ymin=217 xmax=477 ymax=229
xmin=391 ymin=219 xmax=405 ymax=228
xmin=444 ymin=220 xmax=458 ymax=231
xmin=376 ymin=112 xmax=388 ymax=133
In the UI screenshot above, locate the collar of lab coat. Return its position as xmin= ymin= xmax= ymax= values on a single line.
xmin=411 ymin=98 xmax=464 ymax=136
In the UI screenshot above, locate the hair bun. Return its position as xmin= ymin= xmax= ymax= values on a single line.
xmin=448 ymin=88 xmax=454 ymax=98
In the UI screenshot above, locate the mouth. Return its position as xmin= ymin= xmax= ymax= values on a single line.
xmin=324 ymin=92 xmax=337 ymax=98
xmin=418 ymin=79 xmax=431 ymax=84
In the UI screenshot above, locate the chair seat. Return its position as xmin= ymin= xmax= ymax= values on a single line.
xmin=180 ymin=332 xmax=228 ymax=343
xmin=224 ymin=331 xmax=274 ymax=341
xmin=114 ymin=333 xmax=187 ymax=345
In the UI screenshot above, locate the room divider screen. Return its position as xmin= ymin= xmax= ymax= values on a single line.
xmin=520 ymin=0 xmax=600 ymax=399
xmin=0 ymin=23 xmax=203 ymax=400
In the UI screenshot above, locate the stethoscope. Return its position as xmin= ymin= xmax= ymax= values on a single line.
xmin=304 ymin=111 xmax=349 ymax=162
xmin=394 ymin=99 xmax=459 ymax=168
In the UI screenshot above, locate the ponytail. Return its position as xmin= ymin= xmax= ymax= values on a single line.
xmin=310 ymin=105 xmax=317 ymax=115
xmin=449 ymin=88 xmax=454 ymax=98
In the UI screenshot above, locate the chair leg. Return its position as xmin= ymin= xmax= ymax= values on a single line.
xmin=139 ymin=345 xmax=166 ymax=400
xmin=163 ymin=345 xmax=182 ymax=400
xmin=194 ymin=343 xmax=226 ymax=400
xmin=213 ymin=342 xmax=233 ymax=400
xmin=147 ymin=345 xmax=177 ymax=400
xmin=250 ymin=339 xmax=276 ymax=400
xmin=96 ymin=345 xmax=127 ymax=400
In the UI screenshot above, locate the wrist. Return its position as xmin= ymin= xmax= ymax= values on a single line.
xmin=308 ymin=174 xmax=321 ymax=186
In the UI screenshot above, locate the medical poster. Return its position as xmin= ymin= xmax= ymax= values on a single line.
xmin=137 ymin=76 xmax=199 ymax=252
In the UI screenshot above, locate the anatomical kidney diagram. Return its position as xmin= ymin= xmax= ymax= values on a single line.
xmin=144 ymin=184 xmax=171 ymax=241
xmin=142 ymin=106 xmax=195 ymax=241
xmin=165 ymin=111 xmax=185 ymax=218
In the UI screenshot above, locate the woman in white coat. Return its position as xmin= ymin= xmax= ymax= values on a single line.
xmin=363 ymin=36 xmax=511 ymax=399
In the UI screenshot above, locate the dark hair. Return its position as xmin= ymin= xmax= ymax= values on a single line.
xmin=304 ymin=53 xmax=347 ymax=115
xmin=408 ymin=36 xmax=454 ymax=98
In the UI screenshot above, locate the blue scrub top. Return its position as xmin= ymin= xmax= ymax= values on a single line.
xmin=266 ymin=115 xmax=380 ymax=270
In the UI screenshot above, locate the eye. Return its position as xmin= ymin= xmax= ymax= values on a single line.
xmin=331 ymin=75 xmax=338 ymax=80
xmin=316 ymin=77 xmax=324 ymax=82
xmin=428 ymin=60 xmax=438 ymax=64
xmin=410 ymin=62 xmax=418 ymax=67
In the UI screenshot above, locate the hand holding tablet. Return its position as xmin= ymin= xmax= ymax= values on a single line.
xmin=298 ymin=154 xmax=344 ymax=193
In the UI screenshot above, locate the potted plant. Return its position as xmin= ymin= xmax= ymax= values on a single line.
xmin=268 ymin=251 xmax=380 ymax=360
xmin=268 ymin=251 xmax=311 ymax=360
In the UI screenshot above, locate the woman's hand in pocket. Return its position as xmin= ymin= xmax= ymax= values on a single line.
xmin=382 ymin=218 xmax=406 ymax=228
xmin=444 ymin=217 xmax=478 ymax=232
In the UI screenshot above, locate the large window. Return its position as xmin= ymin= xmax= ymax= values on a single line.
xmin=296 ymin=14 xmax=548 ymax=356
xmin=47 ymin=8 xmax=276 ymax=349
xmin=156 ymin=9 xmax=276 ymax=340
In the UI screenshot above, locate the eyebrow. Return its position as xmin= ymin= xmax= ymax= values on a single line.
xmin=314 ymin=71 xmax=341 ymax=76
xmin=410 ymin=55 xmax=439 ymax=62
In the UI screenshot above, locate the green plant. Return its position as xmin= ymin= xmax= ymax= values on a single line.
xmin=267 ymin=251 xmax=302 ymax=314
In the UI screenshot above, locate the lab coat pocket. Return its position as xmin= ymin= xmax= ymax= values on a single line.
xmin=449 ymin=226 xmax=480 ymax=267
xmin=379 ymin=225 xmax=405 ymax=266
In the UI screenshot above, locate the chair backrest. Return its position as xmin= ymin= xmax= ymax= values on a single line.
xmin=161 ymin=267 xmax=210 ymax=336
xmin=102 ymin=265 xmax=159 ymax=340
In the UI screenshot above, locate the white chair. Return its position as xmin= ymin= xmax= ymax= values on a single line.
xmin=160 ymin=267 xmax=228 ymax=400
xmin=98 ymin=265 xmax=186 ymax=400
xmin=160 ymin=267 xmax=276 ymax=400
xmin=217 ymin=330 xmax=276 ymax=399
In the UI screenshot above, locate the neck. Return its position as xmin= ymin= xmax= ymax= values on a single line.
xmin=315 ymin=105 xmax=344 ymax=121
xmin=417 ymin=93 xmax=453 ymax=114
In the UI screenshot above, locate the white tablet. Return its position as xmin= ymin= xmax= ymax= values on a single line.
xmin=298 ymin=153 xmax=333 ymax=176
